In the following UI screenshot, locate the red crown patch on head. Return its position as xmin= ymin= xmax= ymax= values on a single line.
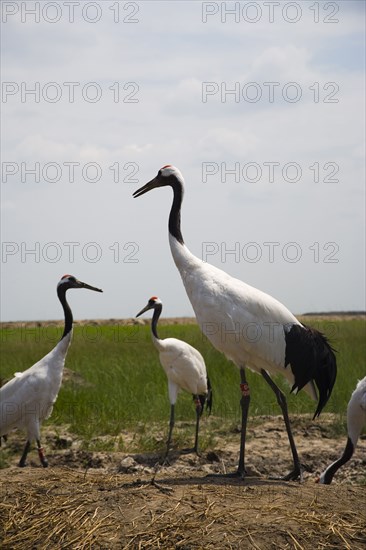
xmin=61 ymin=274 xmax=72 ymax=279
xmin=161 ymin=165 xmax=172 ymax=170
xmin=150 ymin=296 xmax=158 ymax=301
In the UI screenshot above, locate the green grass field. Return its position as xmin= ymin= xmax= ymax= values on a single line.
xmin=1 ymin=319 xmax=365 ymax=451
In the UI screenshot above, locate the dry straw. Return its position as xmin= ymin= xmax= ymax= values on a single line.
xmin=1 ymin=467 xmax=365 ymax=549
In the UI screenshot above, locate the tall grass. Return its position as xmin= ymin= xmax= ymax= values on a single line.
xmin=1 ymin=319 xmax=365 ymax=440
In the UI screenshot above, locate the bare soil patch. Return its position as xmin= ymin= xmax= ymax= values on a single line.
xmin=1 ymin=415 xmax=365 ymax=549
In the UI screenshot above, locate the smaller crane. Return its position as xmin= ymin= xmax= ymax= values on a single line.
xmin=136 ymin=296 xmax=212 ymax=459
xmin=0 ymin=275 xmax=103 ymax=467
xmin=318 ymin=376 xmax=366 ymax=484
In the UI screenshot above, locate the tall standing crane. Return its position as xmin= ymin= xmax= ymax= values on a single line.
xmin=133 ymin=165 xmax=337 ymax=480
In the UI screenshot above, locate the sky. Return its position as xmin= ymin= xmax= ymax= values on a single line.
xmin=1 ymin=0 xmax=365 ymax=321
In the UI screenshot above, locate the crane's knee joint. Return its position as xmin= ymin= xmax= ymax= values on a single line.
xmin=195 ymin=403 xmax=202 ymax=415
xmin=240 ymin=382 xmax=250 ymax=397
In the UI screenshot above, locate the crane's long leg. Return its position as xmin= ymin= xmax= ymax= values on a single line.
xmin=237 ymin=367 xmax=250 ymax=476
xmin=207 ymin=366 xmax=250 ymax=479
xmin=18 ymin=440 xmax=31 ymax=467
xmin=193 ymin=395 xmax=202 ymax=455
xmin=164 ymin=404 xmax=175 ymax=461
xmin=261 ymin=369 xmax=303 ymax=481
xmin=37 ymin=439 xmax=48 ymax=468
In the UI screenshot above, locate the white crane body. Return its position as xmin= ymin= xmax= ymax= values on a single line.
xmin=153 ymin=335 xmax=208 ymax=401
xmin=0 ymin=275 xmax=102 ymax=467
xmin=136 ymin=296 xmax=212 ymax=457
xmin=170 ymin=235 xmax=317 ymax=400
xmin=1 ymin=334 xmax=71 ymax=441
xmin=347 ymin=377 xmax=366 ymax=445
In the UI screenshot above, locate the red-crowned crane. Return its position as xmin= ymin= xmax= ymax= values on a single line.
xmin=318 ymin=376 xmax=366 ymax=484
xmin=136 ymin=296 xmax=212 ymax=458
xmin=0 ymin=275 xmax=103 ymax=467
xmin=133 ymin=165 xmax=337 ymax=481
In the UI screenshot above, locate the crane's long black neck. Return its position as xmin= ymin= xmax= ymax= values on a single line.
xmin=151 ymin=304 xmax=163 ymax=340
xmin=57 ymin=286 xmax=73 ymax=340
xmin=168 ymin=179 xmax=184 ymax=245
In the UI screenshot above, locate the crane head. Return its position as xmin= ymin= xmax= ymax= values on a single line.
xmin=133 ymin=165 xmax=184 ymax=198
xmin=136 ymin=296 xmax=162 ymax=317
xmin=57 ymin=275 xmax=103 ymax=293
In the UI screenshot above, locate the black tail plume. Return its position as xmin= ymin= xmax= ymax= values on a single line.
xmin=312 ymin=330 xmax=337 ymax=418
xmin=284 ymin=324 xmax=337 ymax=419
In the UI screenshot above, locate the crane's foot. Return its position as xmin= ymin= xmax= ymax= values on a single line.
xmin=18 ymin=460 xmax=28 ymax=468
xmin=180 ymin=446 xmax=201 ymax=457
xmin=159 ymin=454 xmax=171 ymax=467
xmin=194 ymin=448 xmax=201 ymax=458
xmin=38 ymin=446 xmax=48 ymax=468
xmin=269 ymin=463 xmax=310 ymax=482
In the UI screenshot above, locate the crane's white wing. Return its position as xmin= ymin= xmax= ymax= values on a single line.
xmin=170 ymin=239 xmax=321 ymax=401
xmin=0 ymin=335 xmax=71 ymax=435
xmin=181 ymin=255 xmax=299 ymax=369
xmin=158 ymin=337 xmax=208 ymax=396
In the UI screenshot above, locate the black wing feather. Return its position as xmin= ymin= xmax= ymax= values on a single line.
xmin=284 ymin=324 xmax=337 ymax=419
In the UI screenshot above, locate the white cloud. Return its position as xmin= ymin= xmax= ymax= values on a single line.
xmin=198 ymin=127 xmax=259 ymax=157
xmin=1 ymin=0 xmax=365 ymax=321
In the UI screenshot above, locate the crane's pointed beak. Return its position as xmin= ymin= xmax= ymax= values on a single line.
xmin=133 ymin=176 xmax=160 ymax=198
xmin=136 ymin=303 xmax=152 ymax=317
xmin=79 ymin=281 xmax=103 ymax=293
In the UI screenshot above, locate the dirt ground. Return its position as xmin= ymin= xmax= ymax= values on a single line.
xmin=1 ymin=415 xmax=365 ymax=549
